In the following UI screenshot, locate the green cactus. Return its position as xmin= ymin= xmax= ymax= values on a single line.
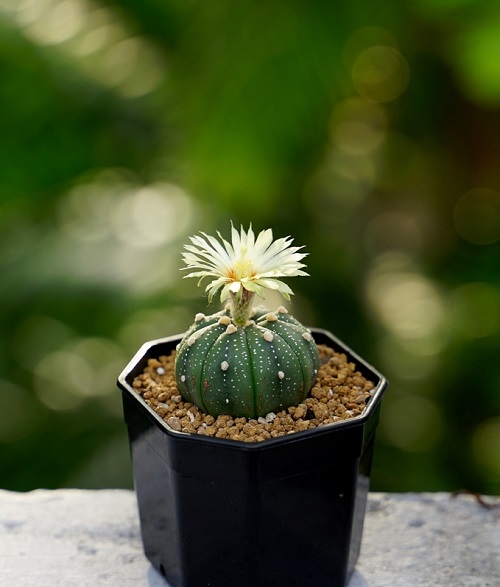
xmin=174 ymin=224 xmax=319 ymax=418
xmin=175 ymin=305 xmax=320 ymax=418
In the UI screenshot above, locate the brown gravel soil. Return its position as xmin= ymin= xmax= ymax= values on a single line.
xmin=132 ymin=344 xmax=375 ymax=443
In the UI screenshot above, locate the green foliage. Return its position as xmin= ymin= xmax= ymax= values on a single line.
xmin=1 ymin=0 xmax=500 ymax=494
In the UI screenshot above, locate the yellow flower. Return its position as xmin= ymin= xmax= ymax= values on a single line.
xmin=182 ymin=224 xmax=308 ymax=303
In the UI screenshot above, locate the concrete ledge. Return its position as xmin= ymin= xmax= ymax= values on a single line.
xmin=0 ymin=489 xmax=498 ymax=586
xmin=354 ymin=492 xmax=499 ymax=587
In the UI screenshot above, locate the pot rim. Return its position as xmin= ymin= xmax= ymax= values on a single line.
xmin=117 ymin=327 xmax=388 ymax=448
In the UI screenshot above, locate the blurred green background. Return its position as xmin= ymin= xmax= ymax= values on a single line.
xmin=1 ymin=0 xmax=499 ymax=494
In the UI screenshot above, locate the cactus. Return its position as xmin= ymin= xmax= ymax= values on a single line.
xmin=175 ymin=305 xmax=319 ymax=418
xmin=174 ymin=224 xmax=320 ymax=418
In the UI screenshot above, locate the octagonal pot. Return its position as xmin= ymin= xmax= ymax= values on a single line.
xmin=117 ymin=328 xmax=388 ymax=587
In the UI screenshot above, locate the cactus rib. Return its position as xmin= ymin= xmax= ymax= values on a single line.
xmin=175 ymin=306 xmax=320 ymax=419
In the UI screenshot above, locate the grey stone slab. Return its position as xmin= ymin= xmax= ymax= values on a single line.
xmin=354 ymin=492 xmax=499 ymax=587
xmin=0 ymin=489 xmax=498 ymax=586
xmin=0 ymin=489 xmax=163 ymax=587
xmin=352 ymin=493 xmax=500 ymax=587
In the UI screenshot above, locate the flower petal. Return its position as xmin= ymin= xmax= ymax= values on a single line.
xmin=181 ymin=223 xmax=309 ymax=304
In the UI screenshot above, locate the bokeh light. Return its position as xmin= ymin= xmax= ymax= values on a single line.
xmin=34 ymin=337 xmax=126 ymax=411
xmin=3 ymin=0 xmax=166 ymax=97
xmin=52 ymin=170 xmax=200 ymax=293
xmin=366 ymin=255 xmax=446 ymax=343
xmin=330 ymin=98 xmax=388 ymax=156
xmin=17 ymin=0 xmax=88 ymax=46
xmin=365 ymin=211 xmax=424 ymax=258
xmin=381 ymin=393 xmax=443 ymax=453
xmin=60 ymin=176 xmax=195 ymax=249
xmin=352 ymin=46 xmax=410 ymax=103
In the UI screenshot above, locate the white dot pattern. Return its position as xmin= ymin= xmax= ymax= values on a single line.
xmin=174 ymin=307 xmax=320 ymax=418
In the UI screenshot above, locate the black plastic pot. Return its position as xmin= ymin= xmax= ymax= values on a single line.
xmin=117 ymin=328 xmax=387 ymax=587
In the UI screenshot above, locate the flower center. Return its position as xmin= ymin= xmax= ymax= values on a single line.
xmin=229 ymin=258 xmax=256 ymax=281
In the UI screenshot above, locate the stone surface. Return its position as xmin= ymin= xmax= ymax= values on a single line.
xmin=0 ymin=489 xmax=498 ymax=586
xmin=352 ymin=492 xmax=499 ymax=587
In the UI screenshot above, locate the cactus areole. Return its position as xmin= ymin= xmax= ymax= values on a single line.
xmin=175 ymin=304 xmax=320 ymax=418
xmin=174 ymin=224 xmax=320 ymax=418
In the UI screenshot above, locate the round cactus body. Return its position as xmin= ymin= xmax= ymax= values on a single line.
xmin=174 ymin=306 xmax=320 ymax=419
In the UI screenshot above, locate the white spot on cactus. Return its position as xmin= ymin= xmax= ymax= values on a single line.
xmin=302 ymin=332 xmax=312 ymax=342
xmin=226 ymin=324 xmax=238 ymax=334
xmin=221 ymin=361 xmax=229 ymax=371
xmin=225 ymin=398 xmax=229 ymax=404
xmin=263 ymin=331 xmax=274 ymax=342
xmin=265 ymin=312 xmax=278 ymax=322
xmin=181 ymin=375 xmax=186 ymax=382
xmin=176 ymin=343 xmax=181 ymax=351
xmin=278 ymin=371 xmax=285 ymax=380
xmin=188 ymin=336 xmax=197 ymax=346
xmin=195 ymin=313 xmax=205 ymax=322
xmin=277 ymin=306 xmax=288 ymax=314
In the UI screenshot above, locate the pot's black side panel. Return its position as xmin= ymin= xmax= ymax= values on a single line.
xmin=256 ymin=460 xmax=360 ymax=587
xmin=124 ymin=390 xmax=261 ymax=586
xmin=131 ymin=438 xmax=181 ymax=585
xmin=124 ymin=387 xmax=374 ymax=587
xmin=123 ymin=392 xmax=182 ymax=586
xmin=119 ymin=330 xmax=387 ymax=587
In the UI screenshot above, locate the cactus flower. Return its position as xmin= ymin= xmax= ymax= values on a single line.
xmin=175 ymin=224 xmax=320 ymax=419
xmin=182 ymin=223 xmax=309 ymax=326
